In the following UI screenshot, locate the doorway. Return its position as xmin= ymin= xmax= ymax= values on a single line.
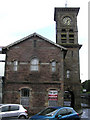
xmin=64 ymin=90 xmax=75 ymax=108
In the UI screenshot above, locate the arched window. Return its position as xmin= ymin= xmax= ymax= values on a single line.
xmin=30 ymin=58 xmax=39 ymax=71
xmin=51 ymin=61 xmax=56 ymax=72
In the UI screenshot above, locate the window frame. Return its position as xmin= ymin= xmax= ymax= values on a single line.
xmin=21 ymin=88 xmax=30 ymax=97
xmin=51 ymin=61 xmax=57 ymax=73
xmin=66 ymin=70 xmax=70 ymax=78
xmin=13 ymin=60 xmax=18 ymax=71
xmin=30 ymin=58 xmax=39 ymax=72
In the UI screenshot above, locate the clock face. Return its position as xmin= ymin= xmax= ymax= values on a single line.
xmin=63 ymin=17 xmax=71 ymax=25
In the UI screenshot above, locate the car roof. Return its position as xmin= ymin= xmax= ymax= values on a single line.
xmin=48 ymin=106 xmax=73 ymax=109
xmin=0 ymin=104 xmax=21 ymax=107
xmin=49 ymin=106 xmax=62 ymax=109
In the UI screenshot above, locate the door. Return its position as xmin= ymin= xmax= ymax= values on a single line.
xmin=48 ymin=90 xmax=58 ymax=106
xmin=20 ymin=88 xmax=30 ymax=107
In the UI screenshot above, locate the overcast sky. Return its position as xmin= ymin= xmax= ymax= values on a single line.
xmin=0 ymin=0 xmax=88 ymax=82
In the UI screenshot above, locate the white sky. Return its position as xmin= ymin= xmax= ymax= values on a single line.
xmin=0 ymin=0 xmax=89 ymax=82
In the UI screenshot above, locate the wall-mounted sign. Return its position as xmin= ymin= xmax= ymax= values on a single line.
xmin=48 ymin=90 xmax=58 ymax=101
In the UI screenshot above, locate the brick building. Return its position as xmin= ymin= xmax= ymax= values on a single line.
xmin=2 ymin=7 xmax=82 ymax=113
xmin=2 ymin=33 xmax=67 ymax=113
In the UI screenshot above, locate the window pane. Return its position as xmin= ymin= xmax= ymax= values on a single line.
xmin=10 ymin=105 xmax=19 ymax=111
xmin=52 ymin=67 xmax=56 ymax=72
xmin=21 ymin=88 xmax=29 ymax=97
xmin=31 ymin=66 xmax=38 ymax=71
xmin=57 ymin=109 xmax=67 ymax=115
xmin=13 ymin=66 xmax=18 ymax=71
xmin=13 ymin=61 xmax=18 ymax=71
xmin=51 ymin=61 xmax=56 ymax=72
xmin=67 ymin=70 xmax=70 ymax=78
xmin=52 ymin=61 xmax=56 ymax=66
xmin=30 ymin=58 xmax=39 ymax=71
xmin=1 ymin=106 xmax=9 ymax=112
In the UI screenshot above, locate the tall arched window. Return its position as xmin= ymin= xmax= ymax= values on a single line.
xmin=30 ymin=58 xmax=39 ymax=71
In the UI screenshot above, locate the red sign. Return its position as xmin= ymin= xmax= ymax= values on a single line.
xmin=48 ymin=90 xmax=58 ymax=100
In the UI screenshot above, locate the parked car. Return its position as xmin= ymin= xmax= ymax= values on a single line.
xmin=29 ymin=106 xmax=80 ymax=120
xmin=0 ymin=104 xmax=28 ymax=119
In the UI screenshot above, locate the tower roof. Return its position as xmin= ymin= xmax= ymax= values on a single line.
xmin=54 ymin=7 xmax=80 ymax=21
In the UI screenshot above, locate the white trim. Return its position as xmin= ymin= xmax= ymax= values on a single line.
xmin=41 ymin=63 xmax=50 ymax=65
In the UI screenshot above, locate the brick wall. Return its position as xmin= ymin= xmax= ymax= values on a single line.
xmin=3 ymin=35 xmax=65 ymax=113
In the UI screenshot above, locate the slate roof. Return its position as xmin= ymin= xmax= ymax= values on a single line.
xmin=3 ymin=33 xmax=67 ymax=51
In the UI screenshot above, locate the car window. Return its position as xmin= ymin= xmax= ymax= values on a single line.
xmin=57 ymin=108 xmax=67 ymax=116
xmin=1 ymin=106 xmax=9 ymax=112
xmin=38 ymin=108 xmax=58 ymax=116
xmin=10 ymin=105 xmax=19 ymax=111
xmin=67 ymin=108 xmax=73 ymax=114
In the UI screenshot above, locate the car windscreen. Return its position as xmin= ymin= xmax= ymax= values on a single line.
xmin=38 ymin=107 xmax=58 ymax=116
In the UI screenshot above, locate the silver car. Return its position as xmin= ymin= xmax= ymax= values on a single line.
xmin=0 ymin=104 xmax=28 ymax=119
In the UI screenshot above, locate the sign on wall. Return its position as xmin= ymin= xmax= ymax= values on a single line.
xmin=48 ymin=90 xmax=58 ymax=101
xmin=48 ymin=90 xmax=58 ymax=106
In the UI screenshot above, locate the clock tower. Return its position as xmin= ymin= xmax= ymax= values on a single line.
xmin=54 ymin=7 xmax=82 ymax=109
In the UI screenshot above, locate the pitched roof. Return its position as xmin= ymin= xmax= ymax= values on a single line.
xmin=3 ymin=32 xmax=67 ymax=51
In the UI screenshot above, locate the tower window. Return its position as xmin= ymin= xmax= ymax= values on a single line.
xmin=69 ymin=34 xmax=74 ymax=38
xmin=62 ymin=29 xmax=66 ymax=32
xmin=69 ymin=29 xmax=74 ymax=43
xmin=69 ymin=29 xmax=73 ymax=32
xmin=69 ymin=39 xmax=74 ymax=43
xmin=61 ymin=34 xmax=66 ymax=38
xmin=61 ymin=29 xmax=67 ymax=43
xmin=30 ymin=58 xmax=39 ymax=71
xmin=69 ymin=34 xmax=74 ymax=43
xmin=61 ymin=34 xmax=67 ymax=43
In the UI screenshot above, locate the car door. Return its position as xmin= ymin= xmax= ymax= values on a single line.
xmin=56 ymin=108 xmax=69 ymax=120
xmin=9 ymin=105 xmax=19 ymax=118
xmin=66 ymin=108 xmax=75 ymax=120
xmin=1 ymin=105 xmax=10 ymax=118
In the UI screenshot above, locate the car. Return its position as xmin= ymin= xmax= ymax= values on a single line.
xmin=29 ymin=106 xmax=80 ymax=120
xmin=0 ymin=104 xmax=28 ymax=119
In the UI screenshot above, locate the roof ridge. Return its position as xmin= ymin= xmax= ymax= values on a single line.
xmin=3 ymin=33 xmax=67 ymax=51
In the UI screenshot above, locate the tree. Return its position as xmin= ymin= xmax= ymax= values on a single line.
xmin=82 ymin=80 xmax=90 ymax=92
